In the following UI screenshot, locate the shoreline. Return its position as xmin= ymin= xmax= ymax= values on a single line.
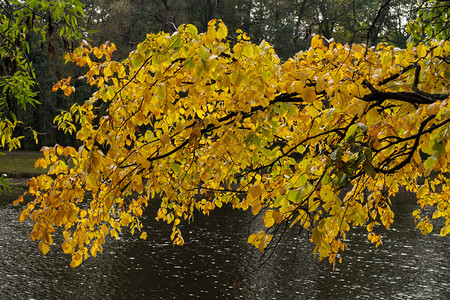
xmin=10 ymin=177 xmax=30 ymax=188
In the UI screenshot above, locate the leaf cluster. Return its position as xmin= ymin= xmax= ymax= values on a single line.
xmin=16 ymin=19 xmax=450 ymax=267
xmin=407 ymin=0 xmax=450 ymax=45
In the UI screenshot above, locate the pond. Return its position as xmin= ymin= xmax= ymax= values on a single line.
xmin=0 ymin=191 xmax=449 ymax=299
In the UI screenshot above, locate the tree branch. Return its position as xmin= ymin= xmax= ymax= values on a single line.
xmin=374 ymin=115 xmax=436 ymax=174
xmin=362 ymin=80 xmax=448 ymax=105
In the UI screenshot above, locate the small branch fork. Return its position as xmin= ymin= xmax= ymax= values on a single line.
xmin=362 ymin=62 xmax=449 ymax=105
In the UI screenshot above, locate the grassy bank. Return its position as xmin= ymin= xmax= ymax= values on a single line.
xmin=0 ymin=151 xmax=46 ymax=178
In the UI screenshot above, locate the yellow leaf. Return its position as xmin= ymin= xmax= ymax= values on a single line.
xmin=85 ymin=174 xmax=97 ymax=190
xmin=93 ymin=47 xmax=103 ymax=59
xmin=160 ymin=132 xmax=171 ymax=147
xmin=157 ymin=84 xmax=166 ymax=100
xmin=417 ymin=44 xmax=427 ymax=58
xmin=302 ymin=86 xmax=316 ymax=103
xmin=140 ymin=232 xmax=148 ymax=240
xmin=247 ymin=233 xmax=257 ymax=244
xmin=248 ymin=183 xmax=264 ymax=200
xmin=251 ymin=198 xmax=262 ymax=216
xmin=13 ymin=195 xmax=24 ymax=206
xmin=35 ymin=158 xmax=47 ymax=169
xmin=263 ymin=211 xmax=275 ymax=228
xmin=206 ymin=19 xmax=217 ymax=42
xmin=263 ymin=209 xmax=283 ymax=228
xmin=425 ymin=101 xmax=441 ymax=116
xmin=39 ymin=241 xmax=50 ymax=255
xmin=216 ymin=20 xmax=228 ymax=40
xmin=291 ymin=81 xmax=304 ymax=94
xmin=80 ymin=209 xmax=87 ymax=219
xmin=70 ymin=252 xmax=83 ymax=268
xmin=110 ymin=229 xmax=119 ymax=239
xmin=440 ymin=226 xmax=450 ymax=237
xmin=18 ymin=210 xmax=28 ymax=222
xmin=62 ymin=241 xmax=72 ymax=254
xmin=311 ymin=35 xmax=322 ymax=49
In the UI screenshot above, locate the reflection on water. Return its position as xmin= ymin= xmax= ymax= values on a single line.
xmin=0 ymin=191 xmax=449 ymax=299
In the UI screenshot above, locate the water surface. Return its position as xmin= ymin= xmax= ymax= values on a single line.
xmin=0 ymin=192 xmax=449 ymax=299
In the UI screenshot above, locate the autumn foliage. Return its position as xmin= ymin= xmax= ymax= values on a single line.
xmin=15 ymin=20 xmax=449 ymax=267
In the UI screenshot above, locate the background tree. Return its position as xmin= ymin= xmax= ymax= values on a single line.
xmin=0 ymin=0 xmax=85 ymax=193
xmin=78 ymin=0 xmax=419 ymax=62
xmin=407 ymin=0 xmax=450 ymax=45
xmin=219 ymin=0 xmax=417 ymax=59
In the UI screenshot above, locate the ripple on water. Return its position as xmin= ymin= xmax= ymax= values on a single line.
xmin=1 ymin=194 xmax=450 ymax=299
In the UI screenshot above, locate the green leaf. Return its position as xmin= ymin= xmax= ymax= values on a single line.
xmin=364 ymin=160 xmax=376 ymax=178
xmin=432 ymin=142 xmax=445 ymax=158
xmin=185 ymin=24 xmax=198 ymax=39
xmin=345 ymin=124 xmax=358 ymax=141
xmin=131 ymin=53 xmax=144 ymax=68
xmin=186 ymin=57 xmax=195 ymax=69
xmin=214 ymin=199 xmax=223 ymax=208
xmin=321 ymin=174 xmax=332 ymax=185
xmin=338 ymin=173 xmax=348 ymax=187
xmin=197 ymin=46 xmax=210 ymax=61
xmin=296 ymin=144 xmax=305 ymax=154
xmin=363 ymin=147 xmax=372 ymax=161
xmin=424 ymin=155 xmax=437 ymax=170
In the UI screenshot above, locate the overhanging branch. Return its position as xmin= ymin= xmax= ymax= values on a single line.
xmin=361 ymin=80 xmax=448 ymax=105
